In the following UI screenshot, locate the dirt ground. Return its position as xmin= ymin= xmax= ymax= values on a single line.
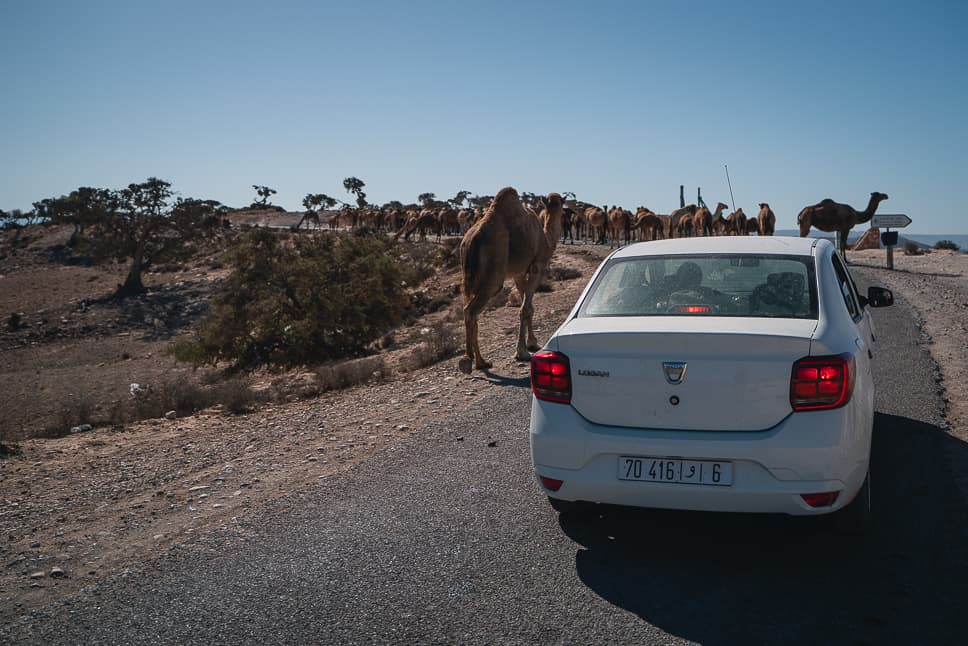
xmin=1 ymin=228 xmax=965 ymax=625
xmin=0 ymin=223 xmax=609 ymax=623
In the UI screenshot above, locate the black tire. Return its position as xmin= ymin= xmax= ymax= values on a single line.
xmin=835 ymin=469 xmax=872 ymax=535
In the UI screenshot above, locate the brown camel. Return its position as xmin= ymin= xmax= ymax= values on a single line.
xmin=757 ymin=203 xmax=776 ymax=236
xmin=458 ymin=188 xmax=565 ymax=373
xmin=294 ymin=210 xmax=320 ymax=230
xmin=669 ymin=204 xmax=698 ymax=237
xmin=634 ymin=207 xmax=662 ymax=241
xmin=726 ymin=208 xmax=747 ymax=236
xmin=693 ymin=202 xmax=728 ymax=237
xmin=585 ymin=205 xmax=607 ymax=244
xmin=393 ymin=209 xmax=440 ymax=241
xmin=607 ymin=206 xmax=633 ymax=247
xmin=797 ymin=192 xmax=888 ymax=256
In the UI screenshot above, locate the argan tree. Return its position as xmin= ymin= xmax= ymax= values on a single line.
xmin=449 ymin=190 xmax=472 ymax=208
xmin=418 ymin=193 xmax=437 ymax=208
xmin=343 ymin=177 xmax=367 ymax=208
xmin=252 ymin=185 xmax=277 ymax=206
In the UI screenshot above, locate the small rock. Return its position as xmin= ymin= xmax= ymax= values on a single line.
xmin=29 ymin=571 xmax=45 ymax=579
xmin=487 ymin=440 xmax=498 ymax=448
xmin=70 ymin=424 xmax=93 ymax=434
xmin=188 ymin=486 xmax=210 ymax=492
xmin=49 ymin=567 xmax=65 ymax=578
xmin=164 ymin=410 xmax=177 ymax=420
xmin=396 ymin=425 xmax=409 ymax=431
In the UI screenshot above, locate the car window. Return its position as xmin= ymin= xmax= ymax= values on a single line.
xmin=830 ymin=253 xmax=861 ymax=320
xmin=579 ymin=254 xmax=818 ymax=318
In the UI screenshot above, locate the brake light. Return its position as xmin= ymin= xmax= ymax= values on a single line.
xmin=673 ymin=305 xmax=711 ymax=314
xmin=531 ymin=350 xmax=571 ymax=404
xmin=790 ymin=354 xmax=855 ymax=411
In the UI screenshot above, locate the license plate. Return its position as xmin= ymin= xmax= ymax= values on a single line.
xmin=618 ymin=456 xmax=733 ymax=486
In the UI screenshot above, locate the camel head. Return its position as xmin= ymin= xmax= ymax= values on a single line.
xmin=539 ymin=193 xmax=564 ymax=213
xmin=871 ymin=192 xmax=889 ymax=204
xmin=759 ymin=203 xmax=769 ymax=210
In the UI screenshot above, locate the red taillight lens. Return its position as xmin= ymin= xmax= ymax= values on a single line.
xmin=539 ymin=476 xmax=564 ymax=492
xmin=800 ymin=492 xmax=839 ymax=508
xmin=790 ymin=354 xmax=855 ymax=411
xmin=531 ymin=350 xmax=571 ymax=404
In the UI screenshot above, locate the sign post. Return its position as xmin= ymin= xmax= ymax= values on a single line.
xmin=869 ymin=214 xmax=912 ymax=270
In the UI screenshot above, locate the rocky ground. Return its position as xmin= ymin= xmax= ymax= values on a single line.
xmin=0 ymin=223 xmax=608 ymax=623
xmin=0 ymin=230 xmax=964 ymax=625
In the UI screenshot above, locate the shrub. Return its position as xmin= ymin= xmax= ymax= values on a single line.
xmin=903 ymin=242 xmax=924 ymax=256
xmin=934 ymin=240 xmax=960 ymax=251
xmin=169 ymin=229 xmax=413 ymax=370
xmin=399 ymin=320 xmax=462 ymax=372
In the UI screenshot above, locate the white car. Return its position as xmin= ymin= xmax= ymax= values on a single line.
xmin=529 ymin=236 xmax=894 ymax=530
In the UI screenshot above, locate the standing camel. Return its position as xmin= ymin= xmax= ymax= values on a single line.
xmin=458 ymin=188 xmax=565 ymax=373
xmin=669 ymin=204 xmax=698 ymax=238
xmin=693 ymin=202 xmax=729 ymax=237
xmin=797 ymin=192 xmax=888 ymax=257
xmin=757 ymin=203 xmax=776 ymax=236
xmin=584 ymin=206 xmax=607 ymax=244
xmin=634 ymin=207 xmax=663 ymax=241
xmin=726 ymin=208 xmax=747 ymax=236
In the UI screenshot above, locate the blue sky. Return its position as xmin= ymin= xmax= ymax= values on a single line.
xmin=2 ymin=0 xmax=966 ymax=234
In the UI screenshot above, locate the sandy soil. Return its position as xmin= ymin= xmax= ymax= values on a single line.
xmin=0 ymin=232 xmax=964 ymax=624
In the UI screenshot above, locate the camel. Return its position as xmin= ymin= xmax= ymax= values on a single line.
xmin=797 ymin=192 xmax=888 ymax=256
xmin=584 ymin=205 xmax=607 ymax=244
xmin=669 ymin=204 xmax=698 ymax=237
xmin=393 ymin=209 xmax=440 ymax=241
xmin=560 ymin=206 xmax=575 ymax=244
xmin=294 ymin=210 xmax=320 ymax=230
xmin=757 ymin=203 xmax=776 ymax=236
xmin=607 ymin=206 xmax=633 ymax=247
xmin=458 ymin=188 xmax=565 ymax=373
xmin=693 ymin=202 xmax=728 ymax=237
xmin=726 ymin=208 xmax=747 ymax=236
xmin=437 ymin=207 xmax=460 ymax=238
xmin=634 ymin=207 xmax=663 ymax=241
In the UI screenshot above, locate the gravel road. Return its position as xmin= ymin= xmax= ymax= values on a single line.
xmin=3 ymin=269 xmax=966 ymax=645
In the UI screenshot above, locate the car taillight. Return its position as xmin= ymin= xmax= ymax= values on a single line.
xmin=790 ymin=353 xmax=855 ymax=411
xmin=531 ymin=350 xmax=571 ymax=404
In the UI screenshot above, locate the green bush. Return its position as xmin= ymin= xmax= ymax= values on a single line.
xmin=934 ymin=240 xmax=960 ymax=251
xmin=170 ymin=229 xmax=413 ymax=370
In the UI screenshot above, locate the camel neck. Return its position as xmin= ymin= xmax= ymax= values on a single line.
xmin=858 ymin=196 xmax=882 ymax=222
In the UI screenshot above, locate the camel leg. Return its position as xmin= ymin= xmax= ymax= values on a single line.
xmin=459 ymin=293 xmax=491 ymax=373
xmin=513 ymin=272 xmax=542 ymax=360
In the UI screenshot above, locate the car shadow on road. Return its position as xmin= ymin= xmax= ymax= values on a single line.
xmin=561 ymin=412 xmax=968 ymax=645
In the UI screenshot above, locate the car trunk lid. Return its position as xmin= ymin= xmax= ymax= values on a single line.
xmin=556 ymin=317 xmax=817 ymax=431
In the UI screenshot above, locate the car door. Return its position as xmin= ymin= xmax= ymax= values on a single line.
xmin=829 ymin=253 xmax=875 ymax=413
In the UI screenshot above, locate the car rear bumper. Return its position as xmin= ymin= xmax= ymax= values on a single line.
xmin=530 ymin=397 xmax=871 ymax=516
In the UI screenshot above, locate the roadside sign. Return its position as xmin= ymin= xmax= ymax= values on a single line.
xmin=870 ymin=213 xmax=912 ymax=228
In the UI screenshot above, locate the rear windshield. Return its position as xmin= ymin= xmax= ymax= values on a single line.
xmin=578 ymin=254 xmax=818 ymax=319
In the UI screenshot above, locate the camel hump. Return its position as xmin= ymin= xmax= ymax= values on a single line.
xmin=492 ymin=187 xmax=520 ymax=207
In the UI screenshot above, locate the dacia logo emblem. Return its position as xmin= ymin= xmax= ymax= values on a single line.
xmin=662 ymin=362 xmax=687 ymax=385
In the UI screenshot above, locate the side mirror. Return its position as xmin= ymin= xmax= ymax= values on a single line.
xmin=865 ymin=286 xmax=894 ymax=308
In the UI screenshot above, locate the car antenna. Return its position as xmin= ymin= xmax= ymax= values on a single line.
xmin=724 ymin=164 xmax=736 ymax=212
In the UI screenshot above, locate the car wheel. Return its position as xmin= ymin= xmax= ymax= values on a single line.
xmin=547 ymin=496 xmax=580 ymax=515
xmin=835 ymin=469 xmax=871 ymax=535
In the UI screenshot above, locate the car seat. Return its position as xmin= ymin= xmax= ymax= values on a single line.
xmin=749 ymin=272 xmax=806 ymax=316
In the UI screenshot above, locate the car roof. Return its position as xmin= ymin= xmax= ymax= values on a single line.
xmin=608 ymin=236 xmax=826 ymax=259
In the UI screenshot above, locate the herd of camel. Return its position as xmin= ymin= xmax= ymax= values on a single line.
xmin=294 ymin=187 xmax=890 ymax=372
xmin=453 ymin=188 xmax=889 ymax=373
